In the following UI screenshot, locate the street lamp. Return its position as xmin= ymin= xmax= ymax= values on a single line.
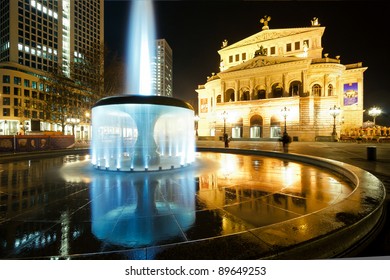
xmin=368 ymin=106 xmax=382 ymax=126
xmin=222 ymin=111 xmax=228 ymax=136
xmin=329 ymin=105 xmax=341 ymax=140
xmin=84 ymin=112 xmax=91 ymax=142
xmin=194 ymin=115 xmax=200 ymax=137
xmin=281 ymin=106 xmax=289 ymax=136
xmin=221 ymin=111 xmax=229 ymax=147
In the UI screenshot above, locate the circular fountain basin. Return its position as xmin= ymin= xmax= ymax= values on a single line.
xmin=91 ymin=95 xmax=195 ymax=171
xmin=0 ymin=149 xmax=385 ymax=259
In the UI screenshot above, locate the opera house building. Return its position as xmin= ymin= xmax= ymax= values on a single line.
xmin=195 ymin=17 xmax=366 ymax=142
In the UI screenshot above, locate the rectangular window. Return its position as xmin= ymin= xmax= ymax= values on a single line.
xmin=3 ymin=108 xmax=10 ymax=117
xmin=235 ymin=54 xmax=239 ymax=61
xmin=3 ymin=86 xmax=10 ymax=94
xmin=14 ymin=98 xmax=19 ymax=106
xmin=14 ymin=77 xmax=22 ymax=85
xmin=286 ymin=43 xmax=292 ymax=52
xmin=14 ymin=88 xmax=21 ymax=96
xmin=24 ymin=79 xmax=30 ymax=87
xmin=32 ymin=81 xmax=37 ymax=89
xmin=24 ymin=89 xmax=30 ymax=97
xmin=242 ymin=53 xmax=246 ymax=60
xmin=14 ymin=109 xmax=19 ymax=117
xmin=3 ymin=97 xmax=10 ymax=105
xmin=2 ymin=75 xmax=10 ymax=83
xmin=270 ymin=47 xmax=276 ymax=55
xmin=295 ymin=41 xmax=300 ymax=50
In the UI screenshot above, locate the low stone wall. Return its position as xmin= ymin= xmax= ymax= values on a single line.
xmin=0 ymin=135 xmax=75 ymax=153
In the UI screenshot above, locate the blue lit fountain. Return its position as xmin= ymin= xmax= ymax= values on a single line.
xmin=91 ymin=0 xmax=195 ymax=171
xmin=88 ymin=0 xmax=196 ymax=248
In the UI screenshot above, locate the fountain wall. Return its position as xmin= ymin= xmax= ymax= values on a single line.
xmin=91 ymin=95 xmax=195 ymax=171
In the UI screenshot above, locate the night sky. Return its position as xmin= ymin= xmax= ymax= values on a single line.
xmin=104 ymin=0 xmax=390 ymax=126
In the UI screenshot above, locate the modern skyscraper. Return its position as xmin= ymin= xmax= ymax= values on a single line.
xmin=0 ymin=0 xmax=104 ymax=138
xmin=155 ymin=39 xmax=172 ymax=97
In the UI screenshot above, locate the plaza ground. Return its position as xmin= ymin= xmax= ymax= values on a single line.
xmin=0 ymin=140 xmax=388 ymax=259
xmin=197 ymin=139 xmax=390 ymax=258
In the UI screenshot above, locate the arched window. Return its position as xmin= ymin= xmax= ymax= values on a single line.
xmin=327 ymin=84 xmax=334 ymax=96
xmin=240 ymin=89 xmax=250 ymax=101
xmin=232 ymin=118 xmax=243 ymax=138
xmin=270 ymin=116 xmax=281 ymax=138
xmin=270 ymin=83 xmax=283 ymax=98
xmin=250 ymin=115 xmax=263 ymax=138
xmin=216 ymin=94 xmax=221 ymax=103
xmin=258 ymin=89 xmax=266 ymax=99
xmin=312 ymin=84 xmax=322 ymax=96
xmin=225 ymin=89 xmax=235 ymax=102
xmin=253 ymin=88 xmax=266 ymax=100
xmin=289 ymin=81 xmax=302 ymax=96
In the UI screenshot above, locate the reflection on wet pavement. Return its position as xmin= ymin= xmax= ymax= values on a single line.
xmin=0 ymin=152 xmax=353 ymax=259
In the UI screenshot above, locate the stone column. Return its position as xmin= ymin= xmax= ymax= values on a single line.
xmin=249 ymin=78 xmax=254 ymax=100
xmin=221 ymin=81 xmax=226 ymax=103
xmin=235 ymin=80 xmax=239 ymax=102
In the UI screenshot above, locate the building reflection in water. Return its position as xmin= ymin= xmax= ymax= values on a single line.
xmin=0 ymin=152 xmax=354 ymax=259
xmin=197 ymin=153 xmax=354 ymax=228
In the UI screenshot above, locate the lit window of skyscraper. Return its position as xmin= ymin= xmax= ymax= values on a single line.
xmin=154 ymin=39 xmax=173 ymax=97
xmin=0 ymin=0 xmax=104 ymax=137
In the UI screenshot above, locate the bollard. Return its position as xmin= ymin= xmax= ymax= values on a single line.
xmin=367 ymin=146 xmax=377 ymax=161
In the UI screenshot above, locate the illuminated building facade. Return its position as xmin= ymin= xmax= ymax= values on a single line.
xmin=196 ymin=17 xmax=366 ymax=141
xmin=0 ymin=0 xmax=104 ymax=138
xmin=154 ymin=39 xmax=173 ymax=97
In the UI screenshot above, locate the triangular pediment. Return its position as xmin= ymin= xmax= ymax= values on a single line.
xmin=221 ymin=27 xmax=325 ymax=51
xmin=222 ymin=55 xmax=306 ymax=73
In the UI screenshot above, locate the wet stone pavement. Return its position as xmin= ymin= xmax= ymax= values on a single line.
xmin=198 ymin=140 xmax=390 ymax=259
xmin=0 ymin=150 xmax=367 ymax=260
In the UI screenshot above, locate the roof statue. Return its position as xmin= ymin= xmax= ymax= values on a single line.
xmin=311 ymin=17 xmax=320 ymax=26
xmin=221 ymin=39 xmax=228 ymax=48
xmin=260 ymin=15 xmax=271 ymax=30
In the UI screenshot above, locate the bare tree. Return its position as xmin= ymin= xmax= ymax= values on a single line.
xmin=71 ymin=43 xmax=106 ymax=105
xmin=40 ymin=67 xmax=84 ymax=133
xmin=104 ymin=47 xmax=126 ymax=96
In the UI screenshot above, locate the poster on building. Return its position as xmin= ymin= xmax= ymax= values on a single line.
xmin=343 ymin=82 xmax=358 ymax=106
xmin=200 ymin=98 xmax=208 ymax=113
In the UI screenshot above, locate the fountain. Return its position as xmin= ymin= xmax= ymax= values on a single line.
xmin=90 ymin=168 xmax=196 ymax=247
xmin=0 ymin=0 xmax=384 ymax=261
xmin=91 ymin=0 xmax=195 ymax=172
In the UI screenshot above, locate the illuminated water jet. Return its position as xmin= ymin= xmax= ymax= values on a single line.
xmin=126 ymin=0 xmax=156 ymax=95
xmin=91 ymin=0 xmax=195 ymax=172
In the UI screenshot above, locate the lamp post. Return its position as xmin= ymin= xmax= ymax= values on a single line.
xmin=84 ymin=112 xmax=91 ymax=142
xmin=329 ymin=105 xmax=341 ymax=141
xmin=280 ymin=107 xmax=291 ymax=152
xmin=281 ymin=106 xmax=289 ymax=136
xmin=368 ymin=106 xmax=382 ymax=126
xmin=194 ymin=115 xmax=200 ymax=137
xmin=222 ymin=111 xmax=229 ymax=147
